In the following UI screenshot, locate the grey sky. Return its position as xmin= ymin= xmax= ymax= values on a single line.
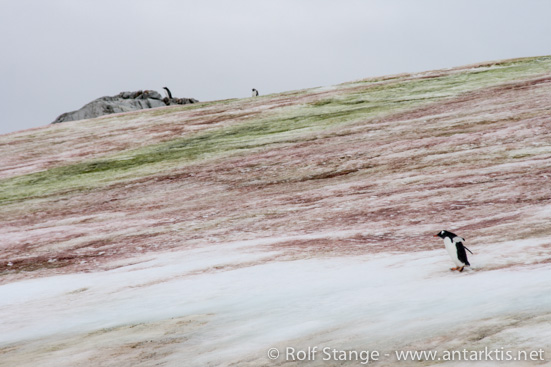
xmin=1 ymin=0 xmax=550 ymax=135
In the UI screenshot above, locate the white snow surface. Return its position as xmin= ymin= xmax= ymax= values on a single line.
xmin=1 ymin=235 xmax=550 ymax=366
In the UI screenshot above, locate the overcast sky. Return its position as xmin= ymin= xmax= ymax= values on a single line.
xmin=1 ymin=0 xmax=550 ymax=135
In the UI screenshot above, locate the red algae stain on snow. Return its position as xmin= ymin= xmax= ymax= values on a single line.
xmin=2 ymin=59 xmax=551 ymax=283
xmin=266 ymin=233 xmax=434 ymax=259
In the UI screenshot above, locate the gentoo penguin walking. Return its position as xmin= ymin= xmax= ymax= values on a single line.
xmin=163 ymin=87 xmax=173 ymax=99
xmin=435 ymin=230 xmax=473 ymax=272
xmin=252 ymin=88 xmax=259 ymax=97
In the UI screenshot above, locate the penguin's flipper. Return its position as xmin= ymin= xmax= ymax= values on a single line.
xmin=455 ymin=243 xmax=470 ymax=266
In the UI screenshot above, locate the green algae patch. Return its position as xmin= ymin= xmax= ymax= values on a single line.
xmin=1 ymin=56 xmax=550 ymax=205
xmin=0 ymin=117 xmax=322 ymax=204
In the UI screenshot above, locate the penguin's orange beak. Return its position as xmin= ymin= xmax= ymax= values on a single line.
xmin=433 ymin=235 xmax=439 ymax=237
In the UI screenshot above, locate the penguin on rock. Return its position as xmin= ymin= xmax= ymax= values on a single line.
xmin=435 ymin=230 xmax=473 ymax=272
xmin=163 ymin=87 xmax=173 ymax=99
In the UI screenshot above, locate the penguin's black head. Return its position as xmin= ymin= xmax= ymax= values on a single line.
xmin=435 ymin=230 xmax=456 ymax=239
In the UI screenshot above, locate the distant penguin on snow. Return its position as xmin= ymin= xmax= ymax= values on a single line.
xmin=435 ymin=230 xmax=473 ymax=272
xmin=252 ymin=88 xmax=259 ymax=97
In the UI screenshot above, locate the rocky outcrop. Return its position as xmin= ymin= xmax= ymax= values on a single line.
xmin=52 ymin=90 xmax=198 ymax=124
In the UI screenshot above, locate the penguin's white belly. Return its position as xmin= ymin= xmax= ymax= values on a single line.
xmin=444 ymin=237 xmax=463 ymax=266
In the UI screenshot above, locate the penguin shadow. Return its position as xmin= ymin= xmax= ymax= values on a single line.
xmin=430 ymin=261 xmax=477 ymax=277
xmin=448 ymin=265 xmax=477 ymax=274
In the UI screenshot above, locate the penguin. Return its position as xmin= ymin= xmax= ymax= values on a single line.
xmin=163 ymin=87 xmax=173 ymax=99
xmin=252 ymin=88 xmax=259 ymax=97
xmin=435 ymin=230 xmax=473 ymax=272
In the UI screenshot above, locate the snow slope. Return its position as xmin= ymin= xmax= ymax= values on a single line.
xmin=1 ymin=56 xmax=551 ymax=366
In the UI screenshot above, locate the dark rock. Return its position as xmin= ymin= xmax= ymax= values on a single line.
xmin=136 ymin=90 xmax=163 ymax=100
xmin=165 ymin=97 xmax=200 ymax=106
xmin=52 ymin=90 xmax=198 ymax=124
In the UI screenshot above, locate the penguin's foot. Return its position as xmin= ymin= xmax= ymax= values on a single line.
xmin=450 ymin=267 xmax=458 ymax=271
xmin=458 ymin=266 xmax=465 ymax=272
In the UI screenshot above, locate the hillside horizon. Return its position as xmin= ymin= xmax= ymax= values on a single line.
xmin=1 ymin=56 xmax=550 ymax=366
